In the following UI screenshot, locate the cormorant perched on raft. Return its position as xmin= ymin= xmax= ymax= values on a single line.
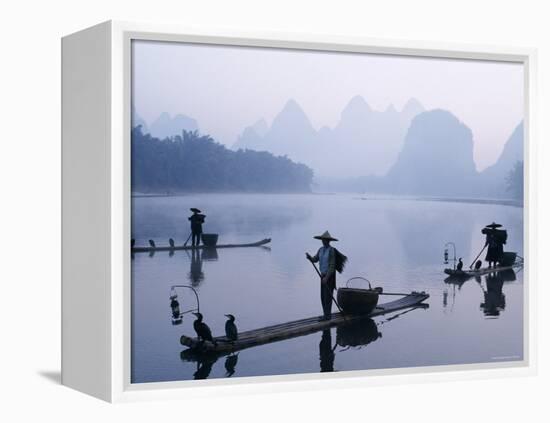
xmin=192 ymin=312 xmax=216 ymax=346
xmin=169 ymin=238 xmax=175 ymax=248
xmin=475 ymin=260 xmax=483 ymax=270
xmin=148 ymin=239 xmax=156 ymax=248
xmin=457 ymin=258 xmax=463 ymax=271
xmin=131 ymin=239 xmax=135 ymax=249
xmin=224 ymin=314 xmax=238 ymax=342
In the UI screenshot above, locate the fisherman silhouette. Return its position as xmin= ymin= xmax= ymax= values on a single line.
xmin=306 ymin=231 xmax=347 ymax=320
xmin=482 ymin=222 xmax=506 ymax=268
xmin=188 ymin=208 xmax=206 ymax=247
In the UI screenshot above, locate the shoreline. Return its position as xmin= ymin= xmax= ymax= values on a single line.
xmin=132 ymin=191 xmax=523 ymax=208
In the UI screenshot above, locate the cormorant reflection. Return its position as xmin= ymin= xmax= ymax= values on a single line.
xmin=193 ymin=355 xmax=217 ymax=380
xmin=224 ymin=353 xmax=239 ymax=377
xmin=479 ymin=270 xmax=511 ymax=317
xmin=180 ymin=350 xmax=220 ymax=380
xmin=180 ymin=349 xmax=240 ymax=379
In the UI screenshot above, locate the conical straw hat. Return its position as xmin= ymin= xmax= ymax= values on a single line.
xmin=313 ymin=230 xmax=338 ymax=241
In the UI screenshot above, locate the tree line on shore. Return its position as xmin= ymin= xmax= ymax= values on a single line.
xmin=131 ymin=126 xmax=314 ymax=193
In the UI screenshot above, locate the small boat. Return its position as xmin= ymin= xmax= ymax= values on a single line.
xmin=180 ymin=291 xmax=429 ymax=354
xmin=337 ymin=287 xmax=382 ymax=314
xmin=132 ymin=237 xmax=271 ymax=253
xmin=444 ymin=252 xmax=523 ymax=278
xmin=444 ymin=263 xmax=522 ymax=278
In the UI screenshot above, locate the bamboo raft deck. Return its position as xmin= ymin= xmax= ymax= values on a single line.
xmin=132 ymin=238 xmax=271 ymax=253
xmin=444 ymin=261 xmax=523 ymax=279
xmin=180 ymin=292 xmax=429 ymax=354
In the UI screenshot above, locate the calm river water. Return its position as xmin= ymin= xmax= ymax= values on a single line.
xmin=131 ymin=194 xmax=524 ymax=383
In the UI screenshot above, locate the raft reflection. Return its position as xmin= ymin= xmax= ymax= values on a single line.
xmin=319 ymin=318 xmax=382 ymax=372
xmin=442 ymin=268 xmax=518 ymax=318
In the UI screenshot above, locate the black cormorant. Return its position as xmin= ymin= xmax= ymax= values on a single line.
xmin=224 ymin=314 xmax=238 ymax=342
xmin=169 ymin=238 xmax=175 ymax=248
xmin=148 ymin=239 xmax=156 ymax=248
xmin=475 ymin=260 xmax=483 ymax=270
xmin=131 ymin=238 xmax=135 ymax=249
xmin=457 ymin=258 xmax=463 ymax=271
xmin=192 ymin=312 xmax=216 ymax=345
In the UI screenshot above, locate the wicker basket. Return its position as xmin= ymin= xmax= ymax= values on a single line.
xmin=200 ymin=233 xmax=219 ymax=247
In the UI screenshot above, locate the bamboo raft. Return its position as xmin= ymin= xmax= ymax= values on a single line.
xmin=132 ymin=238 xmax=271 ymax=253
xmin=180 ymin=291 xmax=429 ymax=354
xmin=444 ymin=262 xmax=523 ymax=279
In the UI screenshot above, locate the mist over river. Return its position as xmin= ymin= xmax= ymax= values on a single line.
xmin=131 ymin=193 xmax=524 ymax=383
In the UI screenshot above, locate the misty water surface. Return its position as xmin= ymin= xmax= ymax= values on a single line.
xmin=131 ymin=194 xmax=524 ymax=383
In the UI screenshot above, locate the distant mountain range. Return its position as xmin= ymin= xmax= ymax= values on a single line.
xmin=318 ymin=112 xmax=523 ymax=199
xmin=133 ymin=99 xmax=523 ymax=199
xmin=132 ymin=109 xmax=198 ymax=140
xmin=234 ymin=97 xmax=425 ymax=178
xmin=478 ymin=122 xmax=524 ymax=197
xmin=384 ymin=109 xmax=478 ymax=196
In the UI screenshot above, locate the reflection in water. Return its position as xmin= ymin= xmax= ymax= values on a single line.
xmin=193 ymin=355 xmax=218 ymax=380
xmin=224 ymin=353 xmax=239 ymax=377
xmin=187 ymin=249 xmax=205 ymax=286
xmin=185 ymin=248 xmax=222 ymax=286
xmin=443 ymin=268 xmax=519 ymax=316
xmin=444 ymin=274 xmax=470 ymax=288
xmin=386 ymin=204 xmax=476 ymax=266
xmin=442 ymin=269 xmax=517 ymax=317
xmin=442 ymin=275 xmax=468 ymax=312
xmin=180 ymin=349 xmax=241 ymax=379
xmin=336 ymin=318 xmax=381 ymax=350
xmin=479 ymin=271 xmax=509 ymax=317
xmin=319 ymin=330 xmax=336 ymax=372
xmin=132 ymin=195 xmax=524 ymax=383
xmin=180 ymin=350 xmax=220 ymax=380
xmin=201 ymin=247 xmax=219 ymax=261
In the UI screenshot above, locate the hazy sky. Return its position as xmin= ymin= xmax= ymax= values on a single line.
xmin=132 ymin=40 xmax=524 ymax=171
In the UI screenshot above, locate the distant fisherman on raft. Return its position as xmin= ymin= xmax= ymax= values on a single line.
xmin=306 ymin=231 xmax=347 ymax=320
xmin=481 ymin=222 xmax=507 ymax=269
xmin=188 ymin=208 xmax=206 ymax=247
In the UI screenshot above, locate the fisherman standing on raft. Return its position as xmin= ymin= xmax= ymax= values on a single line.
xmin=481 ymin=222 xmax=507 ymax=269
xmin=188 ymin=208 xmax=206 ymax=247
xmin=306 ymin=231 xmax=347 ymax=321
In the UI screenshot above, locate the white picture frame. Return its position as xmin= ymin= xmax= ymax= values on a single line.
xmin=61 ymin=20 xmax=537 ymax=402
